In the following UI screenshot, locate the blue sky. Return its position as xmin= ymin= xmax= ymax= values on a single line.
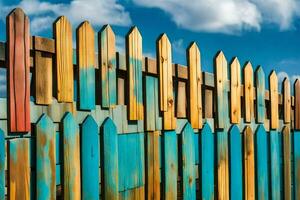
xmin=0 ymin=0 xmax=299 ymax=88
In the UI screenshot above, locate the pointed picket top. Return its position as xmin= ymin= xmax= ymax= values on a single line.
xmin=255 ymin=66 xmax=265 ymax=123
xmin=229 ymin=124 xmax=240 ymax=133
xmin=54 ymin=15 xmax=74 ymax=102
xmin=230 ymin=57 xmax=241 ymax=124
xmin=187 ymin=42 xmax=202 ymax=129
xmin=215 ymin=50 xmax=228 ymax=129
xmin=256 ymin=124 xmax=266 ymax=133
xmin=127 ymin=26 xmax=143 ymax=120
xmin=82 ymin=114 xmax=97 ymax=127
xmin=99 ymin=24 xmax=117 ymax=108
xmin=102 ymin=117 xmax=117 ymax=131
xmin=283 ymin=77 xmax=291 ymax=124
xmin=295 ymin=79 xmax=300 ymax=129
xmin=244 ymin=62 xmax=254 ymax=123
xmin=36 ymin=113 xmax=54 ymax=128
xmin=202 ymin=122 xmax=213 ymax=133
xmin=269 ymin=70 xmax=278 ymax=129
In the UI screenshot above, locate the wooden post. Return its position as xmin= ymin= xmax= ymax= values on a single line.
xmin=255 ymin=66 xmax=265 ymax=124
xmin=244 ymin=62 xmax=254 ymax=123
xmin=244 ymin=126 xmax=255 ymax=200
xmin=295 ymin=79 xmax=300 ymax=130
xmin=282 ymin=126 xmax=291 ymax=200
xmin=283 ymin=78 xmax=291 ymax=124
xmin=230 ymin=57 xmax=241 ymax=124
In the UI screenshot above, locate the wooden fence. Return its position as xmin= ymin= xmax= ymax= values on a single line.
xmin=0 ymin=7 xmax=299 ymax=200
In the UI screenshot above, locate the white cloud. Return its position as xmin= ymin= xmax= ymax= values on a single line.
xmin=277 ymin=71 xmax=289 ymax=83
xmin=133 ymin=0 xmax=300 ymax=34
xmin=172 ymin=38 xmax=184 ymax=55
xmin=0 ymin=0 xmax=131 ymax=34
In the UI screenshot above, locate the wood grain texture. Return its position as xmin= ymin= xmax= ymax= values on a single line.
xmin=270 ymin=130 xmax=281 ymax=200
xmin=163 ymin=130 xmax=178 ymax=199
xmin=283 ymin=78 xmax=291 ymax=124
xmin=244 ymin=126 xmax=255 ymax=200
xmin=99 ymin=25 xmax=117 ymax=108
xmin=200 ymin=123 xmax=214 ymax=200
xmin=101 ymin=117 xmax=119 ymax=200
xmin=81 ymin=115 xmax=99 ymax=199
xmin=7 ymin=8 xmax=31 ymax=132
xmin=244 ymin=62 xmax=254 ymax=123
xmin=0 ymin=129 xmax=4 ymax=199
xmin=145 ymin=76 xmax=160 ymax=131
xmin=187 ymin=42 xmax=202 ymax=128
xmin=158 ymin=34 xmax=176 ymax=130
xmin=36 ymin=114 xmax=56 ymax=200
xmin=127 ymin=27 xmax=143 ymax=120
xmin=295 ymin=79 xmax=300 ymax=130
xmin=77 ymin=21 xmax=95 ymax=110
xmin=35 ymin=51 xmax=53 ymax=105
xmin=8 ymin=138 xmax=30 ymax=200
xmin=177 ymin=81 xmax=186 ymax=118
xmin=282 ymin=126 xmax=291 ymax=200
xmin=62 ymin=112 xmax=81 ymax=199
xmin=255 ymin=124 xmax=269 ymax=200
xmin=294 ymin=131 xmax=300 ymax=199
xmin=146 ymin=131 xmax=160 ymax=200
xmin=54 ymin=16 xmax=74 ymax=102
xmin=181 ymin=123 xmax=196 ymax=199
xmin=255 ymin=67 xmax=265 ymax=123
xmin=229 ymin=125 xmax=243 ymax=200
xmin=230 ymin=57 xmax=241 ymax=124
xmin=270 ymin=71 xmax=279 ymax=129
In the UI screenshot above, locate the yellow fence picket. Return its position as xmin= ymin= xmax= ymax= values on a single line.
xmin=244 ymin=62 xmax=254 ymax=123
xmin=295 ymin=79 xmax=300 ymax=130
xmin=270 ymin=71 xmax=278 ymax=129
xmin=230 ymin=57 xmax=241 ymax=124
xmin=244 ymin=126 xmax=255 ymax=200
xmin=283 ymin=78 xmax=291 ymax=124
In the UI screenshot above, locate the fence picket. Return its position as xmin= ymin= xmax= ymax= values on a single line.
xmin=181 ymin=123 xmax=196 ymax=199
xmin=145 ymin=76 xmax=160 ymax=131
xmin=0 ymin=130 xmax=4 ymax=199
xmin=7 ymin=8 xmax=30 ymax=132
xmin=244 ymin=126 xmax=255 ymax=200
xmin=99 ymin=25 xmax=117 ymax=108
xmin=127 ymin=27 xmax=143 ymax=120
xmin=270 ymin=130 xmax=281 ymax=199
xmin=244 ymin=62 xmax=254 ymax=123
xmin=229 ymin=125 xmax=242 ymax=199
xmin=255 ymin=124 xmax=269 ymax=200
xmin=62 ymin=112 xmax=81 ymax=199
xmin=54 ymin=16 xmax=73 ymax=102
xmin=295 ymin=79 xmax=300 ymax=129
xmin=77 ymin=21 xmax=96 ymax=110
xmin=270 ymin=71 xmax=279 ymax=129
xmin=283 ymin=78 xmax=291 ymax=124
xmin=81 ymin=115 xmax=99 ymax=199
xmin=230 ymin=58 xmax=241 ymax=124
xmin=36 ymin=114 xmax=56 ymax=199
xmin=255 ymin=67 xmax=265 ymax=123
xmin=187 ymin=42 xmax=202 ymax=129
xmin=8 ymin=138 xmax=30 ymax=200
xmin=101 ymin=117 xmax=119 ymax=199
xmin=282 ymin=126 xmax=291 ymax=200
xmin=294 ymin=131 xmax=300 ymax=199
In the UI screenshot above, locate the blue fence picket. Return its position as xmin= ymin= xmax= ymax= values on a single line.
xmin=181 ymin=123 xmax=196 ymax=200
xmin=200 ymin=123 xmax=214 ymax=199
xmin=270 ymin=130 xmax=282 ymax=200
xmin=62 ymin=112 xmax=81 ymax=199
xmin=294 ymin=131 xmax=300 ymax=199
xmin=0 ymin=129 xmax=4 ymax=199
xmin=163 ymin=130 xmax=178 ymax=199
xmin=81 ymin=115 xmax=99 ymax=199
xmin=229 ymin=125 xmax=242 ymax=200
xmin=101 ymin=117 xmax=118 ymax=199
xmin=36 ymin=114 xmax=56 ymax=199
xmin=255 ymin=124 xmax=269 ymax=200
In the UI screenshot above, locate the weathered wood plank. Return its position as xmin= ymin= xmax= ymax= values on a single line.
xmin=181 ymin=123 xmax=196 ymax=199
xmin=77 ymin=21 xmax=95 ymax=110
xmin=62 ymin=112 xmax=81 ymax=199
xmin=283 ymin=78 xmax=291 ymax=124
xmin=294 ymin=131 xmax=300 ymax=199
xmin=158 ymin=34 xmax=176 ymax=130
xmin=36 ymin=114 xmax=56 ymax=199
xmin=244 ymin=126 xmax=255 ymax=200
xmin=33 ymin=36 xmax=55 ymax=53
xmin=230 ymin=57 xmax=241 ymax=124
xmin=255 ymin=67 xmax=265 ymax=123
xmin=229 ymin=125 xmax=243 ymax=199
xmin=255 ymin=124 xmax=269 ymax=200
xmin=163 ymin=130 xmax=178 ymax=199
xmin=270 ymin=71 xmax=278 ymax=129
xmin=101 ymin=117 xmax=119 ymax=199
xmin=187 ymin=42 xmax=202 ymax=128
xmin=0 ymin=129 xmax=4 ymax=199
xmin=146 ymin=131 xmax=160 ymax=200
xmin=54 ymin=16 xmax=74 ymax=102
xmin=81 ymin=115 xmax=99 ymax=199
xmin=99 ymin=25 xmax=117 ymax=108
xmin=35 ymin=51 xmax=53 ymax=105
xmin=7 ymin=8 xmax=31 ymax=132
xmin=200 ymin=123 xmax=214 ymax=200
xmin=127 ymin=27 xmax=143 ymax=120
xmin=270 ymin=130 xmax=281 ymax=199
xmin=145 ymin=76 xmax=156 ymax=131
xmin=8 ymin=138 xmax=30 ymax=200
xmin=282 ymin=126 xmax=291 ymax=200
xmin=177 ymin=81 xmax=186 ymax=118
xmin=244 ymin=62 xmax=254 ymax=123
xmin=295 ymin=79 xmax=300 ymax=130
